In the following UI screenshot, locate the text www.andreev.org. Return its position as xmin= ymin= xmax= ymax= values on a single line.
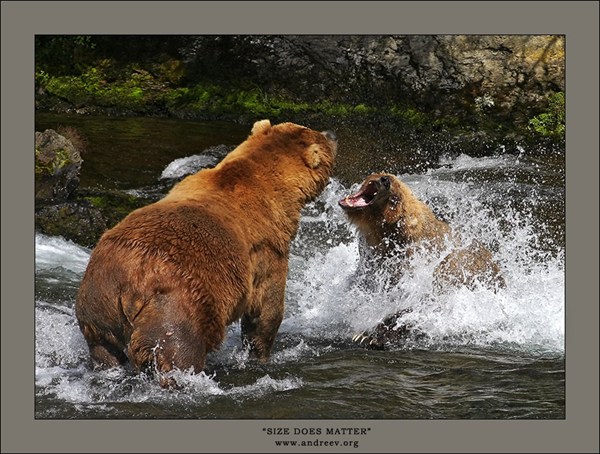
xmin=274 ymin=439 xmax=360 ymax=448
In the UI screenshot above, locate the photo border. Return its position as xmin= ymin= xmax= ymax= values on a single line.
xmin=2 ymin=1 xmax=598 ymax=452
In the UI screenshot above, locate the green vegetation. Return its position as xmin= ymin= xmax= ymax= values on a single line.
xmin=35 ymin=147 xmax=72 ymax=175
xmin=83 ymin=190 xmax=143 ymax=219
xmin=389 ymin=105 xmax=428 ymax=126
xmin=528 ymin=92 xmax=565 ymax=139
xmin=37 ymin=65 xmax=432 ymax=125
xmin=41 ymin=63 xmax=157 ymax=110
xmin=83 ymin=195 xmax=106 ymax=209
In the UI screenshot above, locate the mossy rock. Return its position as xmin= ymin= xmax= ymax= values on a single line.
xmin=35 ymin=129 xmax=83 ymax=203
xmin=35 ymin=188 xmax=151 ymax=248
xmin=35 ymin=201 xmax=108 ymax=249
xmin=80 ymin=188 xmax=150 ymax=229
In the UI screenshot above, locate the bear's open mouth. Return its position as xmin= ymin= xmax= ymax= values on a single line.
xmin=339 ymin=180 xmax=379 ymax=210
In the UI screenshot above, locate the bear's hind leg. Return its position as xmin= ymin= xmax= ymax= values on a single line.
xmin=127 ymin=301 xmax=208 ymax=388
xmin=241 ymin=274 xmax=286 ymax=361
xmin=78 ymin=321 xmax=128 ymax=370
xmin=241 ymin=309 xmax=283 ymax=361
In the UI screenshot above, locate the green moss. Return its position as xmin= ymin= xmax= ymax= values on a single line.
xmin=80 ymin=190 xmax=146 ymax=227
xmin=39 ymin=62 xmax=425 ymax=122
xmin=388 ymin=105 xmax=428 ymax=125
xmin=83 ymin=196 xmax=105 ymax=209
xmin=353 ymin=104 xmax=372 ymax=114
xmin=39 ymin=65 xmax=159 ymax=110
xmin=160 ymin=82 xmax=370 ymax=119
xmin=35 ymin=147 xmax=72 ymax=175
xmin=528 ymin=91 xmax=565 ymax=138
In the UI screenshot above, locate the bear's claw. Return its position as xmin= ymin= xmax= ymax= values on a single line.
xmin=352 ymin=332 xmax=384 ymax=350
xmin=352 ymin=333 xmax=368 ymax=344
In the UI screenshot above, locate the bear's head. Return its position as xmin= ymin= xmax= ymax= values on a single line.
xmin=338 ymin=173 xmax=428 ymax=246
xmin=339 ymin=173 xmax=408 ymax=222
xmin=242 ymin=119 xmax=338 ymax=202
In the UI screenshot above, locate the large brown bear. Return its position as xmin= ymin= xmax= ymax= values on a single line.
xmin=338 ymin=173 xmax=505 ymax=348
xmin=76 ymin=120 xmax=337 ymax=386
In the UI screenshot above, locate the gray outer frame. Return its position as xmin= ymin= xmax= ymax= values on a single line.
xmin=2 ymin=1 xmax=598 ymax=453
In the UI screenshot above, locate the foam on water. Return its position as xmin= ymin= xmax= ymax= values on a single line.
xmin=159 ymin=145 xmax=233 ymax=180
xmin=35 ymin=152 xmax=564 ymax=410
xmin=159 ymin=154 xmax=218 ymax=179
xmin=437 ymin=152 xmax=516 ymax=170
xmin=35 ymin=234 xmax=90 ymax=274
xmin=35 ymin=302 xmax=89 ymax=370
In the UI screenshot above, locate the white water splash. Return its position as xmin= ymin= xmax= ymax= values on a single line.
xmin=35 ymin=303 xmax=88 ymax=370
xmin=159 ymin=145 xmax=233 ymax=179
xmin=159 ymin=154 xmax=218 ymax=179
xmin=35 ymin=234 xmax=90 ymax=273
xmin=283 ymin=153 xmax=564 ymax=354
xmin=437 ymin=153 xmax=514 ymax=171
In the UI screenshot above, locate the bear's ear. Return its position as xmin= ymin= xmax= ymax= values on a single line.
xmin=251 ymin=119 xmax=271 ymax=135
xmin=302 ymin=144 xmax=321 ymax=169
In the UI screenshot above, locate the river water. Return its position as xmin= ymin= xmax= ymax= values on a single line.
xmin=34 ymin=113 xmax=565 ymax=419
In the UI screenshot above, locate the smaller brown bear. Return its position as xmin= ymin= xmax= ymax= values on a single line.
xmin=338 ymin=173 xmax=505 ymax=349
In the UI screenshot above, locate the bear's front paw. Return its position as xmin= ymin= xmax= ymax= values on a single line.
xmin=352 ymin=331 xmax=385 ymax=350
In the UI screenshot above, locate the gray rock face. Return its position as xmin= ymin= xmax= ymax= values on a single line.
xmin=35 ymin=129 xmax=83 ymax=203
xmin=183 ymin=35 xmax=564 ymax=123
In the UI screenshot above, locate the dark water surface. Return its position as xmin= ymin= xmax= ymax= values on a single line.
xmin=34 ymin=113 xmax=565 ymax=419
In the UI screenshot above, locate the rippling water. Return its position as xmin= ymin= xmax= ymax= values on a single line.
xmin=34 ymin=115 xmax=564 ymax=419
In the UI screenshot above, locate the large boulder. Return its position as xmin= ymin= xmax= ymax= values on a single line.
xmin=35 ymin=129 xmax=83 ymax=203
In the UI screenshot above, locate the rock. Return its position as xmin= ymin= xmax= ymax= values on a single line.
xmin=35 ymin=129 xmax=82 ymax=203
xmin=36 ymin=36 xmax=564 ymax=135
xmin=35 ymin=189 xmax=151 ymax=248
xmin=35 ymin=201 xmax=108 ymax=249
xmin=181 ymin=35 xmax=564 ymax=125
xmin=34 ymin=128 xmax=152 ymax=247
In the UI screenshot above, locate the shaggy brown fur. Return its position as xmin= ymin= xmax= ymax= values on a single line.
xmin=339 ymin=173 xmax=505 ymax=349
xmin=76 ymin=120 xmax=337 ymax=386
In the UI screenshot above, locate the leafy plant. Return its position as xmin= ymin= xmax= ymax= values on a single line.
xmin=529 ymin=92 xmax=565 ymax=138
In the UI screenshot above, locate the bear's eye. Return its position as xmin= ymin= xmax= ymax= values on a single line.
xmin=380 ymin=176 xmax=391 ymax=189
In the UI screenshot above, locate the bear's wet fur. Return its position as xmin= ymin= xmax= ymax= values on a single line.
xmin=76 ymin=120 xmax=337 ymax=387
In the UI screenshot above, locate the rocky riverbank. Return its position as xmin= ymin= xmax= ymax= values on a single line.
xmin=35 ymin=35 xmax=565 ymax=141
